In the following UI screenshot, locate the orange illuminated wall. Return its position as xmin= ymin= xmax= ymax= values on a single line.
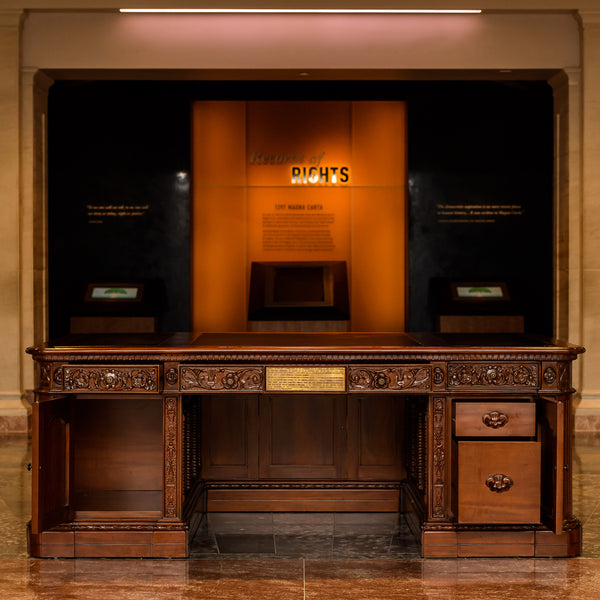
xmin=191 ymin=100 xmax=406 ymax=332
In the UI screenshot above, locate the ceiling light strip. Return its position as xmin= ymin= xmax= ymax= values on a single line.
xmin=119 ymin=8 xmax=482 ymax=14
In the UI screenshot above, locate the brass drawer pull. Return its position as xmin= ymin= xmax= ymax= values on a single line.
xmin=482 ymin=411 xmax=509 ymax=429
xmin=486 ymin=473 xmax=514 ymax=493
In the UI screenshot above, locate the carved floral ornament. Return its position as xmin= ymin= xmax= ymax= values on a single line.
xmin=448 ymin=363 xmax=538 ymax=387
xmin=543 ymin=366 xmax=557 ymax=385
xmin=348 ymin=366 xmax=431 ymax=391
xmin=433 ymin=366 xmax=445 ymax=386
xmin=53 ymin=367 xmax=63 ymax=387
xmin=39 ymin=363 xmax=51 ymax=386
xmin=165 ymin=367 xmax=179 ymax=386
xmin=180 ymin=367 xmax=264 ymax=391
xmin=164 ymin=397 xmax=179 ymax=519
xmin=432 ymin=397 xmax=447 ymax=519
xmin=63 ymin=366 xmax=159 ymax=392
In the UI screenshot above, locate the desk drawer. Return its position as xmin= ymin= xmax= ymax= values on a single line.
xmin=458 ymin=441 xmax=540 ymax=524
xmin=61 ymin=365 xmax=160 ymax=393
xmin=455 ymin=402 xmax=536 ymax=437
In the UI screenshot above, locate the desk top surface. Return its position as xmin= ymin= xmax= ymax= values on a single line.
xmin=27 ymin=332 xmax=584 ymax=360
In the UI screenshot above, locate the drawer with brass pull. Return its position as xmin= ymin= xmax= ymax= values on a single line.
xmin=454 ymin=401 xmax=536 ymax=438
xmin=458 ymin=441 xmax=541 ymax=524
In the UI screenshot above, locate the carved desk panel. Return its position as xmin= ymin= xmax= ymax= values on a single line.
xmin=61 ymin=365 xmax=161 ymax=393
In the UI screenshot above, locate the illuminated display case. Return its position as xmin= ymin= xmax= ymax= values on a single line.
xmin=248 ymin=261 xmax=350 ymax=323
xmin=433 ymin=279 xmax=524 ymax=334
xmin=70 ymin=282 xmax=161 ymax=334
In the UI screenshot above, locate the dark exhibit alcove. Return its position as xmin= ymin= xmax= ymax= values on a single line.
xmin=47 ymin=79 xmax=553 ymax=337
xmin=47 ymin=82 xmax=192 ymax=337
xmin=406 ymin=81 xmax=554 ymax=335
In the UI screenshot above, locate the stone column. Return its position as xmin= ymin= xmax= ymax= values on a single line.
xmin=20 ymin=69 xmax=54 ymax=398
xmin=0 ymin=10 xmax=26 ymax=432
xmin=579 ymin=11 xmax=600 ymax=420
xmin=549 ymin=68 xmax=583 ymax=392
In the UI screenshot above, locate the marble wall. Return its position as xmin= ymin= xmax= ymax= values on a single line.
xmin=580 ymin=15 xmax=600 ymax=417
xmin=0 ymin=11 xmax=28 ymax=429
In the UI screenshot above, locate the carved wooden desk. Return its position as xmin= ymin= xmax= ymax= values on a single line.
xmin=27 ymin=332 xmax=584 ymax=558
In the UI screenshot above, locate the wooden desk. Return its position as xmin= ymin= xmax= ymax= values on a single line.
xmin=27 ymin=332 xmax=584 ymax=558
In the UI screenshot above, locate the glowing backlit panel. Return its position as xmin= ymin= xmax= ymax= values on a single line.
xmin=191 ymin=100 xmax=406 ymax=332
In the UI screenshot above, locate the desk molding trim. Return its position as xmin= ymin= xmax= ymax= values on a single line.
xmin=32 ymin=349 xmax=581 ymax=364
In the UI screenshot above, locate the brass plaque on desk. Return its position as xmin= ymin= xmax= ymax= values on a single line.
xmin=266 ymin=366 xmax=347 ymax=392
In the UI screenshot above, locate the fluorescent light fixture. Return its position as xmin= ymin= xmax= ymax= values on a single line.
xmin=120 ymin=8 xmax=482 ymax=14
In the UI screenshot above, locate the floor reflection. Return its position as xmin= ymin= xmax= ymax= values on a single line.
xmin=2 ymin=433 xmax=600 ymax=599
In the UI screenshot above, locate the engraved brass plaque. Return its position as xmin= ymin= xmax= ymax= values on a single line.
xmin=266 ymin=366 xmax=347 ymax=392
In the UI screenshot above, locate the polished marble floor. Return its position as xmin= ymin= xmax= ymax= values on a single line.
xmin=190 ymin=512 xmax=420 ymax=559
xmin=3 ymin=432 xmax=600 ymax=598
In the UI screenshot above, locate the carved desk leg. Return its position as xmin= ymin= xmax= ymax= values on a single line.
xmin=560 ymin=391 xmax=583 ymax=556
xmin=156 ymin=394 xmax=187 ymax=557
xmin=422 ymin=395 xmax=456 ymax=557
